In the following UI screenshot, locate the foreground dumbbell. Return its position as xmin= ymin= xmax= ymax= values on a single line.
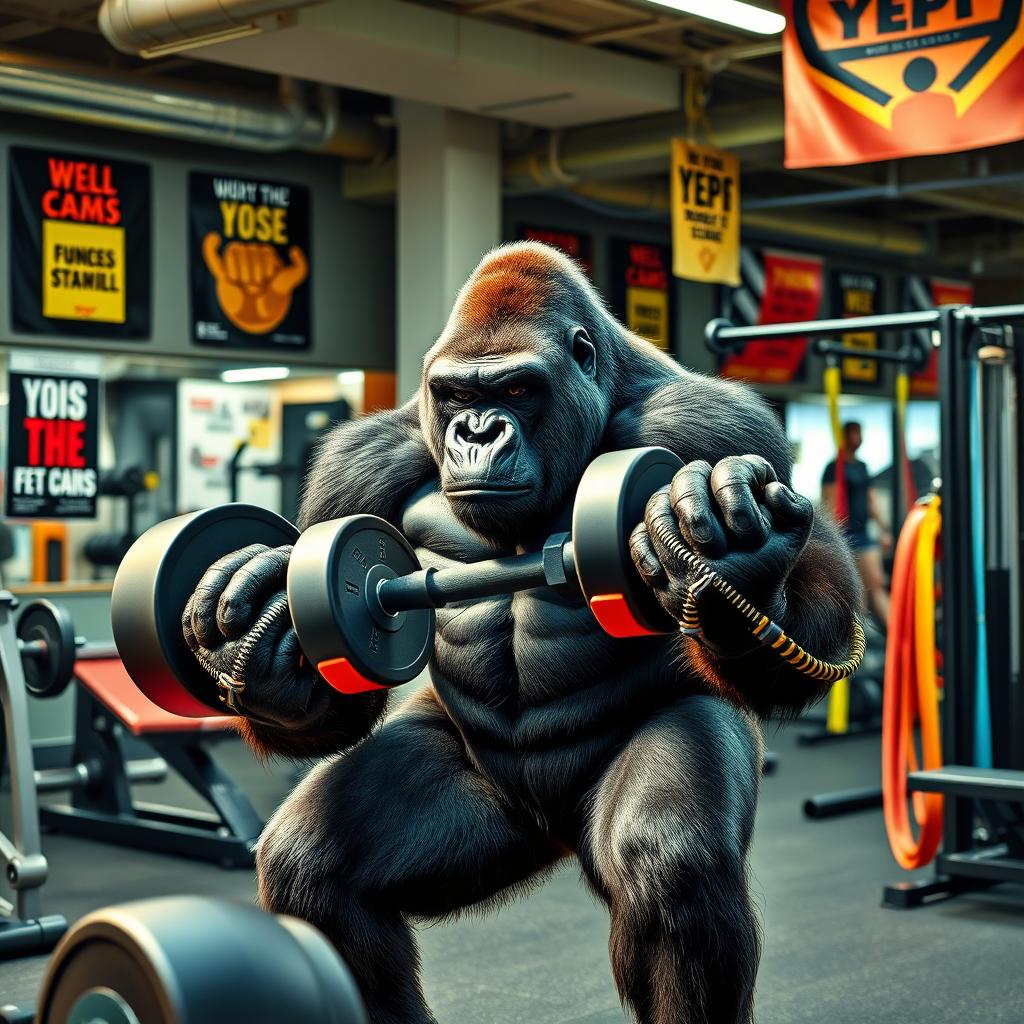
xmin=2 ymin=895 xmax=366 ymax=1024
xmin=113 ymin=448 xmax=682 ymax=716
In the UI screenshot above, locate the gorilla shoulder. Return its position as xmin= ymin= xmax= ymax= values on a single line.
xmin=297 ymin=400 xmax=435 ymax=530
xmin=607 ymin=369 xmax=792 ymax=486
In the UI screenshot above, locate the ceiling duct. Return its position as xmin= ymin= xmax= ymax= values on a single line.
xmin=0 ymin=48 xmax=387 ymax=157
xmin=99 ymin=0 xmax=324 ymax=59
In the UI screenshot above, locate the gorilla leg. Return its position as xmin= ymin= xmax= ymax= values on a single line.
xmin=578 ymin=695 xmax=763 ymax=1024
xmin=257 ymin=689 xmax=558 ymax=1024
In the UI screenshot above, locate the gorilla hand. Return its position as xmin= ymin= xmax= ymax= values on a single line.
xmin=630 ymin=455 xmax=814 ymax=655
xmin=182 ymin=544 xmax=328 ymax=730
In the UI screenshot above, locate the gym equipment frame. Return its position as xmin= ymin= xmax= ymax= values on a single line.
xmin=884 ymin=303 xmax=1024 ymax=908
xmin=706 ymin=309 xmax=929 ymax=818
xmin=0 ymin=592 xmax=68 ymax=958
xmin=709 ymin=305 xmax=1024 ymax=902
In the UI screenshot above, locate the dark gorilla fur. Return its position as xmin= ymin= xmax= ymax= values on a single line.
xmin=235 ymin=243 xmax=860 ymax=1024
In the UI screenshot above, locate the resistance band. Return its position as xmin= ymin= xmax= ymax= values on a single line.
xmin=667 ymin=534 xmax=867 ymax=684
xmin=882 ymin=497 xmax=943 ymax=870
xmin=968 ymin=360 xmax=993 ymax=769
xmin=824 ymin=363 xmax=849 ymax=523
xmin=895 ymin=368 xmax=917 ymax=508
xmin=822 ymin=363 xmax=851 ymax=731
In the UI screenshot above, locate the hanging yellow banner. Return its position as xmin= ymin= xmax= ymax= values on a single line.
xmin=670 ymin=140 xmax=740 ymax=286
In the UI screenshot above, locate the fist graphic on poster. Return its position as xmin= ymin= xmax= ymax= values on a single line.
xmin=202 ymin=232 xmax=309 ymax=335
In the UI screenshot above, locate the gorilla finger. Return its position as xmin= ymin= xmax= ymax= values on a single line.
xmin=669 ymin=461 xmax=727 ymax=558
xmin=629 ymin=521 xmax=665 ymax=583
xmin=710 ymin=458 xmax=772 ymax=546
xmin=230 ymin=591 xmax=295 ymax=679
xmin=191 ymin=543 xmax=270 ymax=648
xmin=643 ymin=486 xmax=690 ymax=573
xmin=763 ymin=482 xmax=814 ymax=541
xmin=217 ymin=545 xmax=293 ymax=640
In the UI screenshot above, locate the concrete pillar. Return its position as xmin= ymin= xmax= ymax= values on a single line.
xmin=395 ymin=102 xmax=501 ymax=403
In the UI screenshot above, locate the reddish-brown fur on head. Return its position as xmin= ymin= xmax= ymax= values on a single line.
xmin=452 ymin=242 xmax=581 ymax=331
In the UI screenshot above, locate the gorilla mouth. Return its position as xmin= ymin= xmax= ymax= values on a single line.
xmin=445 ymin=483 xmax=532 ymax=500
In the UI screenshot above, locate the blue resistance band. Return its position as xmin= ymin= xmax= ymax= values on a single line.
xmin=969 ymin=359 xmax=993 ymax=769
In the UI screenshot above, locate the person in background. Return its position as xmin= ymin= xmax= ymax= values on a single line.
xmin=821 ymin=420 xmax=892 ymax=626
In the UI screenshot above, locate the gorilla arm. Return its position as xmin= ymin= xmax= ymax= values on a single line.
xmin=188 ymin=402 xmax=436 ymax=760
xmin=611 ymin=371 xmax=862 ymax=719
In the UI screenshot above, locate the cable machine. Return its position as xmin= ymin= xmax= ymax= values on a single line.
xmin=706 ymin=304 xmax=1024 ymax=905
xmin=706 ymin=310 xmax=930 ymax=818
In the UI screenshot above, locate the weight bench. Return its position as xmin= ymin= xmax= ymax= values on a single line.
xmin=40 ymin=657 xmax=263 ymax=869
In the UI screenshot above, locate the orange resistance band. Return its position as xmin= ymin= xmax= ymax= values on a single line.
xmin=882 ymin=498 xmax=944 ymax=870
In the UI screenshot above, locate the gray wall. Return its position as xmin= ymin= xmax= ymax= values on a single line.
xmin=0 ymin=113 xmax=395 ymax=369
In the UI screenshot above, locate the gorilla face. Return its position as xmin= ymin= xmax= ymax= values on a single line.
xmin=423 ymin=323 xmax=605 ymax=546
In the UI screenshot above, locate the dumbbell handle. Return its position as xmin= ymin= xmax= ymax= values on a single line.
xmin=377 ymin=534 xmax=577 ymax=614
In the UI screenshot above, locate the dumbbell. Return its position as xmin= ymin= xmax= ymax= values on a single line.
xmin=112 ymin=447 xmax=683 ymax=717
xmin=15 ymin=600 xmax=77 ymax=699
xmin=1 ymin=895 xmax=366 ymax=1024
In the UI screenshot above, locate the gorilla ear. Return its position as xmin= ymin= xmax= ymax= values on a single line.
xmin=569 ymin=327 xmax=597 ymax=380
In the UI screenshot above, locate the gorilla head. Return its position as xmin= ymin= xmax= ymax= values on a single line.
xmin=420 ymin=242 xmax=630 ymax=546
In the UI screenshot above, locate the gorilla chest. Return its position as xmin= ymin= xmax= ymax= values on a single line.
xmin=400 ymin=485 xmax=673 ymax=734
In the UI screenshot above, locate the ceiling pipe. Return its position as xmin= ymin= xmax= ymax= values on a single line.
xmin=569 ymin=181 xmax=928 ymax=257
xmin=504 ymin=99 xmax=784 ymax=190
xmin=99 ymin=0 xmax=323 ymax=59
xmin=0 ymin=48 xmax=388 ymax=158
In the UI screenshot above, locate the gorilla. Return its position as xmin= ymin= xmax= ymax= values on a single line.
xmin=184 ymin=242 xmax=860 ymax=1024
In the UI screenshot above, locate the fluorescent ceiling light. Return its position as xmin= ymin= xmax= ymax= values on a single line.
xmin=221 ymin=366 xmax=290 ymax=383
xmin=645 ymin=0 xmax=785 ymax=35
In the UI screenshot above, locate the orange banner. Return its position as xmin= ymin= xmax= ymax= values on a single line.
xmin=783 ymin=1 xmax=1024 ymax=167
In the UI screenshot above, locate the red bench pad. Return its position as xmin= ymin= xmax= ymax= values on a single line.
xmin=74 ymin=659 xmax=234 ymax=736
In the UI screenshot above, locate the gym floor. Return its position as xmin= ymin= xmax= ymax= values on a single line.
xmin=2 ymin=713 xmax=1022 ymax=1022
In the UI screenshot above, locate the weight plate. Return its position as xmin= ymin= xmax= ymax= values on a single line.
xmin=18 ymin=600 xmax=76 ymax=699
xmin=36 ymin=897 xmax=367 ymax=1024
xmin=111 ymin=505 xmax=299 ymax=718
xmin=288 ymin=514 xmax=433 ymax=691
xmin=572 ymin=446 xmax=683 ymax=637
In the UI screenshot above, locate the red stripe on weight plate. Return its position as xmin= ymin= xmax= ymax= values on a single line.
xmin=317 ymin=657 xmax=389 ymax=694
xmin=588 ymin=593 xmax=659 ymax=638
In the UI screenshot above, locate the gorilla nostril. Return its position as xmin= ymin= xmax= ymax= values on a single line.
xmin=458 ymin=417 xmax=506 ymax=446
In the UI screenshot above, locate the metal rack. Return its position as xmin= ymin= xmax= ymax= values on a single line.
xmin=708 ymin=309 xmax=926 ymax=801
xmin=706 ymin=304 xmax=1024 ymax=904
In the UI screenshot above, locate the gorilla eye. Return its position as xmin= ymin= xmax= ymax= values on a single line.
xmin=450 ymin=389 xmax=475 ymax=403
xmin=504 ymin=385 xmax=527 ymax=398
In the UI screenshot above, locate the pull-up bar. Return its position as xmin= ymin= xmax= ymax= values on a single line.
xmin=813 ymin=340 xmax=926 ymax=368
xmin=705 ymin=309 xmax=942 ymax=353
xmin=961 ymin=303 xmax=1024 ymax=326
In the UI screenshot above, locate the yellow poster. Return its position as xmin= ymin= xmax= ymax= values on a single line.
xmin=42 ymin=220 xmax=125 ymax=323
xmin=626 ymin=287 xmax=669 ymax=351
xmin=841 ymin=331 xmax=878 ymax=383
xmin=670 ymin=140 xmax=740 ymax=286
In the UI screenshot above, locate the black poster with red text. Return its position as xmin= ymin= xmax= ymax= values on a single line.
xmin=9 ymin=146 xmax=151 ymax=338
xmin=609 ymin=239 xmax=674 ymax=353
xmin=517 ymin=225 xmax=593 ymax=278
xmin=5 ymin=352 xmax=101 ymax=519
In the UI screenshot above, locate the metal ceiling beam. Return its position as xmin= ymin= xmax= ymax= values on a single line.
xmin=460 ymin=0 xmax=539 ymax=14
xmin=0 ymin=19 xmax=49 ymax=43
xmin=573 ymin=15 xmax=683 ymax=45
